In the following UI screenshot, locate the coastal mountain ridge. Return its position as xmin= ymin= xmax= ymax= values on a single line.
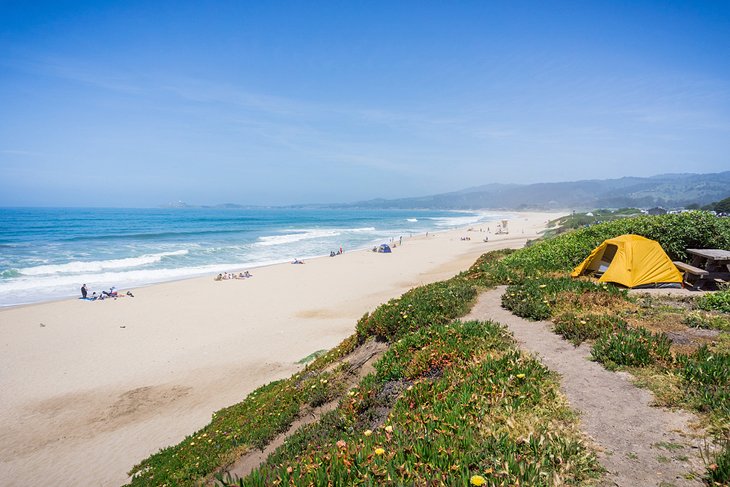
xmin=338 ymin=171 xmax=730 ymax=210
xmin=162 ymin=171 xmax=730 ymax=210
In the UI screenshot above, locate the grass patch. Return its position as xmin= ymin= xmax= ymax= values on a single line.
xmin=676 ymin=346 xmax=730 ymax=417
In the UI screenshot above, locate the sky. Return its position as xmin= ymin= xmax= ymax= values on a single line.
xmin=0 ymin=1 xmax=729 ymax=207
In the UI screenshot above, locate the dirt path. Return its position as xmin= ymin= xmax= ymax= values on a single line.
xmin=465 ymin=287 xmax=705 ymax=487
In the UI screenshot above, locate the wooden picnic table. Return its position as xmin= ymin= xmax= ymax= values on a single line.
xmin=679 ymin=248 xmax=730 ymax=289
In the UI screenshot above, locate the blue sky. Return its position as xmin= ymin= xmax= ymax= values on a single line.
xmin=1 ymin=1 xmax=729 ymax=207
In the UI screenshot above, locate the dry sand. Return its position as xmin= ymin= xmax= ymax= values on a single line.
xmin=0 ymin=211 xmax=562 ymax=486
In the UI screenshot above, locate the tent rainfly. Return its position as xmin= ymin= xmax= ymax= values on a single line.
xmin=571 ymin=234 xmax=682 ymax=288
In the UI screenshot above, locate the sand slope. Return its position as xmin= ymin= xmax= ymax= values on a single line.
xmin=0 ymin=212 xmax=561 ymax=486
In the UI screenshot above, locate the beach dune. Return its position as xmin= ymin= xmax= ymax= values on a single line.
xmin=0 ymin=212 xmax=562 ymax=486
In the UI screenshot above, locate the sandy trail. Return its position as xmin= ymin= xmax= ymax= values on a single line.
xmin=465 ymin=287 xmax=705 ymax=487
xmin=0 ymin=212 xmax=561 ymax=486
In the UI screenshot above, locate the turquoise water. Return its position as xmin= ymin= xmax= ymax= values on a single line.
xmin=0 ymin=207 xmax=499 ymax=306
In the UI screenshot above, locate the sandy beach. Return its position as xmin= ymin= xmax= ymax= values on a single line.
xmin=0 ymin=211 xmax=563 ymax=486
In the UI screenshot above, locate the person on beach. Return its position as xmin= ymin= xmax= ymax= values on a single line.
xmin=81 ymin=284 xmax=88 ymax=299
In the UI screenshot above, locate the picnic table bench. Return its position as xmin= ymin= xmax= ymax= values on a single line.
xmin=675 ymin=248 xmax=730 ymax=290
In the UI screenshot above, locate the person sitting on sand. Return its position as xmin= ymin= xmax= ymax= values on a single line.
xmin=292 ymin=258 xmax=305 ymax=264
xmin=214 ymin=273 xmax=223 ymax=281
xmin=244 ymin=270 xmax=252 ymax=278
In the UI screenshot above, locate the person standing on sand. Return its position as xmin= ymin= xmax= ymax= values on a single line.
xmin=81 ymin=284 xmax=88 ymax=299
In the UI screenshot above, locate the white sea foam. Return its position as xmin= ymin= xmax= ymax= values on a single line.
xmin=407 ymin=218 xmax=418 ymax=222
xmin=256 ymin=227 xmax=376 ymax=247
xmin=18 ymin=250 xmax=189 ymax=276
xmin=429 ymin=212 xmax=499 ymax=228
xmin=0 ymin=258 xmax=293 ymax=307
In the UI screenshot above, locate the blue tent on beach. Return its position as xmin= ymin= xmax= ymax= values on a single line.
xmin=377 ymin=243 xmax=392 ymax=253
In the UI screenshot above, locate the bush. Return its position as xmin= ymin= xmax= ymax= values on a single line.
xmin=553 ymin=312 xmax=626 ymax=345
xmin=502 ymin=277 xmax=627 ymax=321
xmin=591 ymin=324 xmax=672 ymax=369
xmin=677 ymin=346 xmax=730 ymax=415
xmin=696 ymin=289 xmax=730 ymax=314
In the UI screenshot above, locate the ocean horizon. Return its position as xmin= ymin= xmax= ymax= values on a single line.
xmin=0 ymin=207 xmax=502 ymax=307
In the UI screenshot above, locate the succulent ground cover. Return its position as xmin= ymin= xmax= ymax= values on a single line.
xmin=127 ymin=212 xmax=730 ymax=486
xmin=231 ymin=321 xmax=599 ymax=486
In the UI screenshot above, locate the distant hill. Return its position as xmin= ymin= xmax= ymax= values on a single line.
xmin=338 ymin=171 xmax=730 ymax=210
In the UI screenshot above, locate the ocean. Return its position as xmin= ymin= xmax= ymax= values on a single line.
xmin=0 ymin=207 xmax=500 ymax=307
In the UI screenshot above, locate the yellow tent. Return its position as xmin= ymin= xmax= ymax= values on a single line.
xmin=571 ymin=234 xmax=682 ymax=288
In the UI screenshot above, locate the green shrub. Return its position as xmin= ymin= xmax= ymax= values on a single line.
xmin=502 ymin=277 xmax=627 ymax=321
xmin=356 ymin=277 xmax=477 ymax=342
xmin=677 ymin=346 xmax=730 ymax=415
xmin=502 ymin=283 xmax=551 ymax=320
xmin=696 ymin=289 xmax=730 ymax=314
xmin=591 ymin=324 xmax=672 ymax=369
xmin=553 ymin=312 xmax=626 ymax=345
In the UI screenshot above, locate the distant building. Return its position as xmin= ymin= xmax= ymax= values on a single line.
xmin=647 ymin=207 xmax=667 ymax=216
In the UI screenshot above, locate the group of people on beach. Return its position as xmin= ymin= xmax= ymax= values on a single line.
xmin=80 ymin=284 xmax=134 ymax=300
xmin=329 ymin=246 xmax=344 ymax=257
xmin=214 ymin=271 xmax=252 ymax=281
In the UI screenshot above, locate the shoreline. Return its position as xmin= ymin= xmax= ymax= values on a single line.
xmin=0 ymin=210 xmax=509 ymax=310
xmin=0 ymin=211 xmax=564 ymax=486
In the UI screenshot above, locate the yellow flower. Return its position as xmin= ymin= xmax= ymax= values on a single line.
xmin=364 ymin=429 xmax=372 ymax=436
xmin=384 ymin=425 xmax=393 ymax=433
xmin=470 ymin=475 xmax=486 ymax=486
xmin=374 ymin=447 xmax=385 ymax=456
xmin=516 ymin=373 xmax=526 ymax=379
